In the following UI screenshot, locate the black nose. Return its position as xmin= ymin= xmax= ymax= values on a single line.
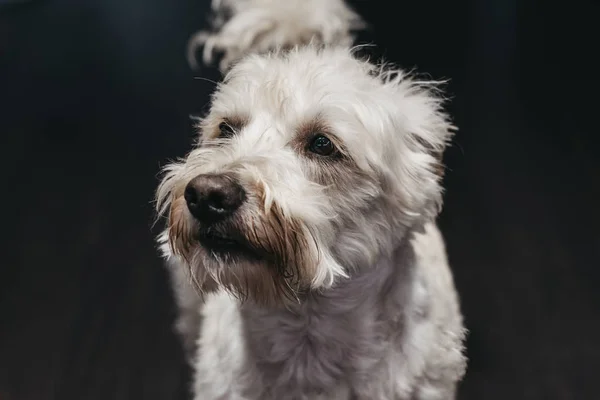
xmin=184 ymin=174 xmax=246 ymax=223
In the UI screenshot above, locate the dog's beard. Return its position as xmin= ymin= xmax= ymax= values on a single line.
xmin=167 ymin=196 xmax=318 ymax=306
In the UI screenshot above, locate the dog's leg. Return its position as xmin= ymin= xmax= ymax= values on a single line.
xmin=192 ymin=291 xmax=251 ymax=400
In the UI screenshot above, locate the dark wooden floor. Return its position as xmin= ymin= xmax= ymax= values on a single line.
xmin=1 ymin=0 xmax=599 ymax=399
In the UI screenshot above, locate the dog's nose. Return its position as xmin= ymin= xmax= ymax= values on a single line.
xmin=184 ymin=174 xmax=246 ymax=223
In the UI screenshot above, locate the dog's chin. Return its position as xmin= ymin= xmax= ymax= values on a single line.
xmin=169 ymin=211 xmax=318 ymax=306
xmin=187 ymin=230 xmax=306 ymax=306
xmin=197 ymin=229 xmax=266 ymax=262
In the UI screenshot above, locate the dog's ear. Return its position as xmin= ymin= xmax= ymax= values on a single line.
xmin=376 ymin=67 xmax=455 ymax=218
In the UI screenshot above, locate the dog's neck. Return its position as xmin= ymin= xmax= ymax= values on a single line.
xmin=239 ymin=231 xmax=417 ymax=396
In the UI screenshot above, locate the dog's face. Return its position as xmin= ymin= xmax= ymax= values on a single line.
xmin=157 ymin=47 xmax=453 ymax=305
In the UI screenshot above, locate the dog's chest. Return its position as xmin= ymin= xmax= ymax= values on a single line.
xmin=241 ymin=303 xmax=389 ymax=398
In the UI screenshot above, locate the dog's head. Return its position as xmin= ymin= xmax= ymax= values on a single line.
xmin=157 ymin=46 xmax=454 ymax=306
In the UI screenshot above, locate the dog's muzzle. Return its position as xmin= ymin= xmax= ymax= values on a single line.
xmin=183 ymin=173 xmax=259 ymax=258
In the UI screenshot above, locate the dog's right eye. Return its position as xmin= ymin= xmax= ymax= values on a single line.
xmin=309 ymin=134 xmax=336 ymax=156
xmin=218 ymin=121 xmax=236 ymax=138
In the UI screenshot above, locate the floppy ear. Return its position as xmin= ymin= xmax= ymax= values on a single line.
xmin=400 ymin=76 xmax=454 ymax=180
xmin=378 ymin=67 xmax=455 ymax=219
xmin=187 ymin=0 xmax=365 ymax=72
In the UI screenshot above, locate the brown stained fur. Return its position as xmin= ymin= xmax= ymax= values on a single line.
xmin=168 ymin=196 xmax=197 ymax=262
xmin=231 ymin=185 xmax=318 ymax=306
xmin=201 ymin=114 xmax=250 ymax=141
xmin=292 ymin=117 xmax=348 ymax=161
xmin=166 ymin=183 xmax=318 ymax=307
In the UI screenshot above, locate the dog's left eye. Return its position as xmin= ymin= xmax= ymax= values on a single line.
xmin=309 ymin=135 xmax=336 ymax=156
xmin=218 ymin=121 xmax=236 ymax=138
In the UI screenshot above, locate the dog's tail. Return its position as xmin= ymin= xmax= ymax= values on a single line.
xmin=187 ymin=0 xmax=365 ymax=72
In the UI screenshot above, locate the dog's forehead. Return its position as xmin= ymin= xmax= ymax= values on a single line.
xmin=207 ymin=48 xmax=401 ymax=167
xmin=213 ymin=49 xmax=375 ymax=129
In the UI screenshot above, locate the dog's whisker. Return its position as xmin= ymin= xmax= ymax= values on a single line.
xmin=192 ymin=76 xmax=220 ymax=85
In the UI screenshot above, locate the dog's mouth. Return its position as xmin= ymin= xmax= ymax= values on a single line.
xmin=197 ymin=228 xmax=264 ymax=261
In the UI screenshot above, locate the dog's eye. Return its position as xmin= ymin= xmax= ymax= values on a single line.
xmin=218 ymin=121 xmax=236 ymax=138
xmin=309 ymin=135 xmax=336 ymax=156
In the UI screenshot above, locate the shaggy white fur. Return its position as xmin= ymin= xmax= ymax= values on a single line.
xmin=157 ymin=1 xmax=467 ymax=398
xmin=187 ymin=0 xmax=364 ymax=71
xmin=157 ymin=45 xmax=466 ymax=399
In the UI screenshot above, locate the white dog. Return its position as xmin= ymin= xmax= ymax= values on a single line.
xmin=157 ymin=1 xmax=467 ymax=399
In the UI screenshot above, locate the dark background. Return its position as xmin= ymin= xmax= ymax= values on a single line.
xmin=1 ymin=0 xmax=599 ymax=398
